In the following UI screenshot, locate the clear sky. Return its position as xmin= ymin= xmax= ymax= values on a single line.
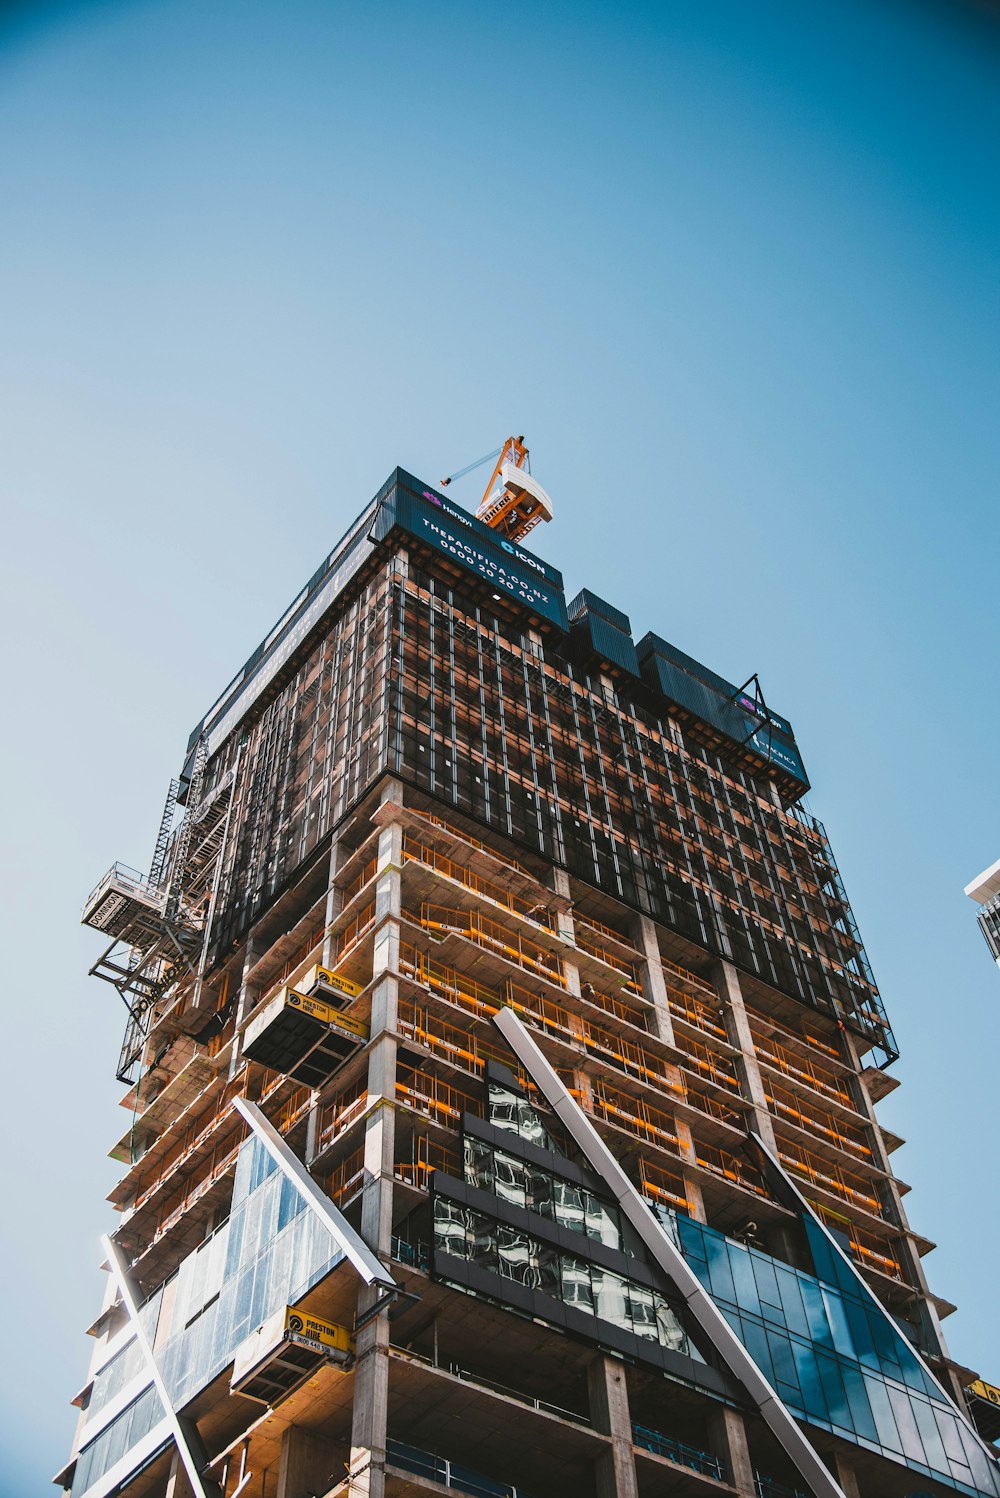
xmin=1 ymin=0 xmax=998 ymax=1491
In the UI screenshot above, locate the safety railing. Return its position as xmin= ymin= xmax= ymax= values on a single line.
xmin=581 ymin=1020 xmax=685 ymax=1101
xmin=685 ymin=1080 xmax=745 ymax=1127
xmin=763 ymin=1078 xmax=872 ymax=1160
xmin=331 ymin=901 xmax=376 ymax=961
xmin=327 ymin=1144 xmax=366 ymax=1207
xmin=777 ymin=1141 xmax=883 ymax=1216
xmin=386 ymin=1437 xmax=538 ymax=1498
xmin=408 ymin=805 xmax=533 ymax=878
xmin=394 ymin=1133 xmax=462 ymax=1191
xmin=751 ymin=1028 xmax=853 ymax=1107
xmin=395 ymin=1063 xmax=483 ymax=1127
xmin=638 ymin=1155 xmax=689 ymax=1213
xmin=574 ymin=912 xmax=635 ymax=949
xmin=403 ymin=833 xmax=555 ymax=927
xmin=316 ymin=1079 xmax=369 ymax=1151
xmin=631 ymin=1424 xmax=725 ymax=1481
xmin=397 ymin=997 xmax=513 ymax=1078
xmin=415 ymin=904 xmax=566 ymax=987
xmin=664 ymin=984 xmax=728 ymax=1041
xmin=267 ymin=1083 xmax=313 ymax=1137
xmin=128 ymin=1074 xmax=252 ymax=1212
xmin=341 ymin=854 xmax=378 ymax=906
xmin=695 ymin=1142 xmax=767 ymax=1198
xmin=142 ymin=1127 xmax=246 ymax=1249
xmin=573 ymin=923 xmax=643 ymax=993
xmin=591 ymin=1078 xmax=680 ymax=1154
xmin=747 ymin=1006 xmax=843 ymax=1063
xmin=673 ymin=1031 xmax=742 ymax=1093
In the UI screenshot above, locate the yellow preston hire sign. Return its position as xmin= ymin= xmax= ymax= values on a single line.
xmin=969 ymin=1379 xmax=1000 ymax=1407
xmin=285 ymin=988 xmax=368 ymax=1038
xmin=284 ymin=1307 xmax=353 ymax=1357
xmin=312 ymin=965 xmax=364 ymax=1001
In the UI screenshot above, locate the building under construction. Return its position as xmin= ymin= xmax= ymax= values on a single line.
xmin=62 ymin=456 xmax=1000 ymax=1498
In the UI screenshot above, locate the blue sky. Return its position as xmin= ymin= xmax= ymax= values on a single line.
xmin=1 ymin=1 xmax=998 ymax=1490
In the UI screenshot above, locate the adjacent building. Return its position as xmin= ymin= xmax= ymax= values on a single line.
xmin=62 ymin=468 xmax=1000 ymax=1498
xmin=965 ymin=859 xmax=1000 ymax=971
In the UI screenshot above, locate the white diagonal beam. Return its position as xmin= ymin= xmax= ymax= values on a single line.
xmin=103 ymin=1234 xmax=220 ymax=1498
xmin=494 ymin=1006 xmax=846 ymax=1498
xmin=234 ymin=1097 xmax=395 ymax=1289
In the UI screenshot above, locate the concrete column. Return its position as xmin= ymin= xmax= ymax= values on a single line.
xmin=321 ymin=834 xmax=341 ymax=968
xmin=277 ymin=1428 xmax=341 ymax=1498
xmin=833 ymin=1450 xmax=861 ymax=1498
xmin=347 ymin=1315 xmax=390 ymax=1498
xmin=714 ymin=960 xmax=776 ymax=1151
xmin=707 ymin=1404 xmax=756 ymax=1498
xmin=634 ymin=915 xmax=676 ymax=1046
xmin=347 ymin=784 xmax=403 ymax=1498
xmin=586 ymin=1354 xmax=639 ymax=1498
xmin=164 ymin=1450 xmax=195 ymax=1498
xmin=672 ymin=1115 xmax=707 ymax=1223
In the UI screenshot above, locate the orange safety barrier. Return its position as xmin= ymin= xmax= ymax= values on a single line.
xmin=127 ymin=1074 xmax=252 ymax=1211
xmin=638 ymin=1155 xmax=689 ymax=1213
xmin=763 ymin=1078 xmax=871 ymax=1160
xmin=574 ymin=923 xmax=643 ymax=992
xmin=395 ymin=1062 xmax=483 ymax=1126
xmin=408 ymin=805 xmax=531 ymax=878
xmin=665 ymin=985 xmax=728 ymax=1041
xmin=777 ymin=1141 xmax=883 ymax=1216
xmin=695 ymin=1142 xmax=767 ymax=1198
xmin=747 ymin=1007 xmax=843 ymax=1063
xmin=753 ymin=1033 xmax=853 ymax=1108
xmin=332 ymin=901 xmax=376 ymax=960
xmin=317 ymin=1079 xmax=369 ymax=1151
xmin=813 ymin=1202 xmax=905 ymax=1281
xmin=394 ymin=1132 xmax=462 ymax=1190
xmin=574 ymin=912 xmax=635 ymax=949
xmin=592 ymin=1078 xmax=680 ymax=1154
xmin=403 ymin=833 xmax=554 ymax=927
xmin=143 ymin=1124 xmax=247 ymax=1238
xmin=398 ymin=997 xmax=512 ymax=1077
xmin=341 ymin=855 xmax=378 ymax=906
xmin=268 ymin=1083 xmax=313 ymax=1137
xmin=327 ymin=1145 xmax=366 ymax=1207
xmin=400 ymin=941 xmax=686 ymax=1110
xmin=674 ymin=1031 xmax=741 ymax=1093
xmin=417 ymin=903 xmax=566 ymax=987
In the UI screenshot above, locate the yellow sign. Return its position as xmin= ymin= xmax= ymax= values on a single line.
xmin=286 ymin=988 xmax=340 ymax=1023
xmin=286 ymin=988 xmax=369 ymax=1039
xmin=969 ymin=1379 xmax=1000 ymax=1407
xmin=284 ymin=1307 xmax=353 ymax=1356
xmin=312 ymin=965 xmax=363 ymax=1000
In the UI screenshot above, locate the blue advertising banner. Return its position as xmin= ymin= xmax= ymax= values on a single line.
xmin=372 ymin=477 xmax=568 ymax=629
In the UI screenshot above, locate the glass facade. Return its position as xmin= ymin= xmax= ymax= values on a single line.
xmin=76 ymin=1135 xmax=345 ymax=1497
xmin=464 ymin=1135 xmax=622 ymax=1250
xmin=432 ymin=1196 xmax=697 ymax=1360
xmin=670 ymin=1212 xmax=1000 ymax=1498
xmin=71 ymin=1385 xmax=165 ymax=1496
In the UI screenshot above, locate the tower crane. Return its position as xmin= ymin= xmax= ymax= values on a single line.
xmin=441 ymin=435 xmax=553 ymax=544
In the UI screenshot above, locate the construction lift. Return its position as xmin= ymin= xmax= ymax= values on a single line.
xmin=441 ymin=434 xmax=553 ymax=544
